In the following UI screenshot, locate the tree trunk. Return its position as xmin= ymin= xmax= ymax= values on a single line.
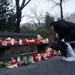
xmin=60 ymin=0 xmax=63 ymax=20
xmin=15 ymin=10 xmax=21 ymax=32
xmin=15 ymin=0 xmax=21 ymax=32
xmin=15 ymin=0 xmax=31 ymax=32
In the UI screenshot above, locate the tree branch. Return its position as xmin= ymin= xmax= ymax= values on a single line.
xmin=21 ymin=0 xmax=26 ymax=7
xmin=25 ymin=13 xmax=40 ymax=27
xmin=15 ymin=0 xmax=20 ymax=9
xmin=51 ymin=0 xmax=60 ymax=4
xmin=20 ymin=0 xmax=31 ymax=10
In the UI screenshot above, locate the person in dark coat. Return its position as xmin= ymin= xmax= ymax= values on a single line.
xmin=50 ymin=20 xmax=75 ymax=61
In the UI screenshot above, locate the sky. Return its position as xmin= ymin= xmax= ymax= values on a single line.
xmin=12 ymin=0 xmax=75 ymax=24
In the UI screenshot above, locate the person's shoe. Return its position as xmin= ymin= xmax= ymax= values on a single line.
xmin=64 ymin=57 xmax=75 ymax=62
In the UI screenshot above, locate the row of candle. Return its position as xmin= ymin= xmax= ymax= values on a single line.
xmin=0 ymin=38 xmax=52 ymax=46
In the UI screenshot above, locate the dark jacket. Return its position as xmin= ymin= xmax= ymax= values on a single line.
xmin=53 ymin=20 xmax=75 ymax=42
xmin=51 ymin=41 xmax=67 ymax=57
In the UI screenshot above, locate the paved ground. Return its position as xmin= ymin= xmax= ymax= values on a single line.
xmin=0 ymin=56 xmax=75 ymax=75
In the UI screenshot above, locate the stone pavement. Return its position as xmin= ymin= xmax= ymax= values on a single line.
xmin=0 ymin=56 xmax=75 ymax=75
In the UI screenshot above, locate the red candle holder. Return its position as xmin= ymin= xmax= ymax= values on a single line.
xmin=7 ymin=40 xmax=11 ymax=46
xmin=48 ymin=40 xmax=52 ymax=43
xmin=12 ymin=59 xmax=17 ymax=65
xmin=17 ymin=62 xmax=21 ymax=67
xmin=32 ymin=54 xmax=38 ymax=62
xmin=22 ymin=39 xmax=29 ymax=44
xmin=39 ymin=39 xmax=43 ymax=44
xmin=0 ymin=40 xmax=2 ymax=46
xmin=14 ymin=40 xmax=17 ymax=45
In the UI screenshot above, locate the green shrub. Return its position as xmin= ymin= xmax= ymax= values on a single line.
xmin=0 ymin=62 xmax=8 ymax=68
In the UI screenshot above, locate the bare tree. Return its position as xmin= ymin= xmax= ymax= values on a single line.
xmin=65 ymin=13 xmax=75 ymax=23
xmin=51 ymin=0 xmax=64 ymax=20
xmin=15 ymin=0 xmax=31 ymax=32
xmin=47 ymin=0 xmax=68 ymax=20
xmin=45 ymin=12 xmax=54 ymax=29
xmin=25 ymin=7 xmax=44 ymax=27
